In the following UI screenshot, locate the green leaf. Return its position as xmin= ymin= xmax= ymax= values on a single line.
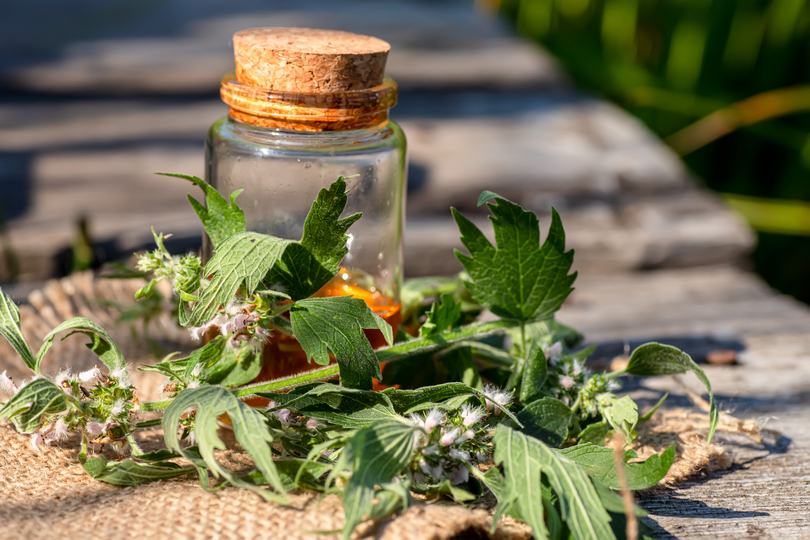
xmin=187 ymin=232 xmax=290 ymax=327
xmin=520 ymin=344 xmax=549 ymax=403
xmin=597 ymin=395 xmax=638 ymax=443
xmin=453 ymin=198 xmax=576 ymax=322
xmin=623 ymin=343 xmax=718 ymax=443
xmin=35 ymin=317 xmax=126 ymax=375
xmin=290 ymin=296 xmax=392 ymax=390
xmin=517 ymin=397 xmax=572 ymax=447
xmin=81 ymin=452 xmax=194 ymax=486
xmin=419 ymin=294 xmax=464 ymax=337
xmin=578 ymin=422 xmax=610 ymax=446
xmin=492 ymin=425 xmax=548 ymax=539
xmin=204 ymin=343 xmax=263 ymax=388
xmin=264 ymin=177 xmax=362 ymax=300
xmin=559 ymin=443 xmax=675 ymax=491
xmin=182 ymin=335 xmax=228 ymax=380
xmin=493 ymin=425 xmax=615 ymax=540
xmin=240 ymin=458 xmax=332 ymax=491
xmin=477 ymin=190 xmax=507 ymax=206
xmin=592 ymin=481 xmax=648 ymax=516
xmin=162 ymin=385 xmax=287 ymax=501
xmin=639 ymin=393 xmax=668 ymax=423
xmin=0 ymin=290 xmax=35 ymax=371
xmin=159 ymin=173 xmax=246 ymax=247
xmin=0 ymin=378 xmax=73 ymax=432
xmin=334 ymin=419 xmax=417 ymax=540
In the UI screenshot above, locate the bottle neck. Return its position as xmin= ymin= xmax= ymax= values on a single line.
xmin=220 ymin=73 xmax=397 ymax=133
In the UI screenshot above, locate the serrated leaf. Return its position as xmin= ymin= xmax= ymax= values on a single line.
xmin=517 ymin=397 xmax=571 ymax=447
xmin=162 ymin=385 xmax=286 ymax=501
xmin=559 ymin=443 xmax=675 ymax=491
xmin=623 ymin=343 xmax=718 ymax=443
xmin=335 ymin=419 xmax=417 ymax=540
xmin=493 ymin=425 xmax=615 ymax=540
xmin=492 ymin=425 xmax=548 ymax=538
xmin=0 ymin=378 xmax=72 ymax=432
xmin=419 ymin=294 xmax=464 ymax=337
xmin=290 ymin=297 xmax=392 ymax=390
xmin=453 ymin=198 xmax=576 ymax=322
xmin=0 ymin=290 xmax=35 ymax=371
xmin=188 ymin=232 xmax=290 ymax=327
xmin=265 ymin=177 xmax=362 ymax=300
xmin=159 ymin=173 xmax=246 ymax=247
xmin=520 ymin=344 xmax=549 ymax=403
xmin=35 ymin=317 xmax=126 ymax=375
xmin=597 ymin=395 xmax=638 ymax=442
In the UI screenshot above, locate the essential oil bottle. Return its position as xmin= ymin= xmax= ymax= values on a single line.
xmin=205 ymin=28 xmax=407 ymax=384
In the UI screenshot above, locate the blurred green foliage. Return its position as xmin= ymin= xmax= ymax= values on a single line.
xmin=497 ymin=0 xmax=810 ymax=302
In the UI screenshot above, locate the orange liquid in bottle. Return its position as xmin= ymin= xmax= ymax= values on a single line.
xmin=244 ymin=269 xmax=400 ymax=407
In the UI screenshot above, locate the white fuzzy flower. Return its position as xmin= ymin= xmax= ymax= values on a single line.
xmin=450 ymin=466 xmax=469 ymax=485
xmin=545 ymin=341 xmax=563 ymax=364
xmin=44 ymin=419 xmax=70 ymax=444
xmin=273 ymin=408 xmax=297 ymax=426
xmin=461 ymin=404 xmax=485 ymax=427
xmin=191 ymin=364 xmax=203 ymax=378
xmin=423 ymin=444 xmax=439 ymax=456
xmin=187 ymin=381 xmax=200 ymax=389
xmin=30 ymin=432 xmax=43 ymax=452
xmin=449 ymin=448 xmax=470 ymax=462
xmin=85 ymin=422 xmax=105 ymax=438
xmin=55 ymin=368 xmax=75 ymax=388
xmin=418 ymin=459 xmax=432 ymax=476
xmin=572 ymin=361 xmax=583 ymax=377
xmin=424 ymin=408 xmax=445 ymax=431
xmin=110 ymin=399 xmax=126 ymax=417
xmin=561 ymin=375 xmax=575 ymax=389
xmin=408 ymin=413 xmax=425 ymax=428
xmin=78 ymin=367 xmax=104 ymax=384
xmin=306 ymin=418 xmax=322 ymax=430
xmin=462 ymin=429 xmax=476 ymax=441
xmin=475 ymin=452 xmax=488 ymax=463
xmin=413 ymin=431 xmax=426 ymax=449
xmin=441 ymin=428 xmax=460 ymax=447
xmin=0 ymin=370 xmax=19 ymax=396
xmin=432 ymin=463 xmax=444 ymax=479
xmin=190 ymin=314 xmax=228 ymax=341
xmin=110 ymin=366 xmax=132 ymax=389
xmin=482 ymin=384 xmax=513 ymax=415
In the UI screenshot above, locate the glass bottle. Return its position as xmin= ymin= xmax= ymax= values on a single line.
xmin=205 ymin=28 xmax=407 ymax=387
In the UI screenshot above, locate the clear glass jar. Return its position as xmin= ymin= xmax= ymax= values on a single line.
xmin=205 ymin=45 xmax=407 ymax=384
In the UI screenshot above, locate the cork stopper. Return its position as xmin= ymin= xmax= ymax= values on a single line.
xmin=233 ymin=28 xmax=391 ymax=93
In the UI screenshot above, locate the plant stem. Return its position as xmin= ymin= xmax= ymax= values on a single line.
xmin=139 ymin=319 xmax=517 ymax=411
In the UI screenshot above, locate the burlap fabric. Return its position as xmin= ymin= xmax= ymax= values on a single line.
xmin=0 ymin=273 xmax=749 ymax=539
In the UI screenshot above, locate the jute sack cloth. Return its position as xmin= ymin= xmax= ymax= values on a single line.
xmin=0 ymin=273 xmax=747 ymax=539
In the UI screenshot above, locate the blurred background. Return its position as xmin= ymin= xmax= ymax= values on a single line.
xmin=0 ymin=0 xmax=806 ymax=306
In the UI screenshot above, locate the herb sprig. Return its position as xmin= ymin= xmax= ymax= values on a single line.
xmin=0 ymin=174 xmax=718 ymax=540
